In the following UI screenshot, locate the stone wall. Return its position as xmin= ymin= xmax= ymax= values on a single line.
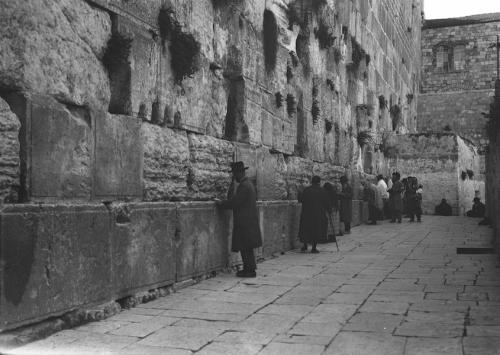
xmin=0 ymin=0 xmax=423 ymax=204
xmin=457 ymin=136 xmax=485 ymax=215
xmin=485 ymin=80 xmax=500 ymax=257
xmin=387 ymin=133 xmax=483 ymax=215
xmin=0 ymin=0 xmax=421 ymax=330
xmin=418 ymin=16 xmax=500 ymax=148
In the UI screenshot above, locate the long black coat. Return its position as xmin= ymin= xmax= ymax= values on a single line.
xmin=339 ymin=183 xmax=353 ymax=223
xmin=219 ymin=177 xmax=262 ymax=252
xmin=298 ymin=185 xmax=329 ymax=243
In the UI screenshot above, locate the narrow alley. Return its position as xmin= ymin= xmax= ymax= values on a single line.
xmin=9 ymin=216 xmax=500 ymax=355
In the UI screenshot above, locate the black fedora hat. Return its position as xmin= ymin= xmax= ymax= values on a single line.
xmin=228 ymin=161 xmax=249 ymax=172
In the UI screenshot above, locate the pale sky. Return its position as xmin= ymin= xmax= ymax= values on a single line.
xmin=425 ymin=0 xmax=500 ymax=19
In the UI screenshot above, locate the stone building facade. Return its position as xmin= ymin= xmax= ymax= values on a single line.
xmin=0 ymin=0 xmax=423 ymax=331
xmin=386 ymin=133 xmax=485 ymax=216
xmin=418 ymin=13 xmax=500 ymax=149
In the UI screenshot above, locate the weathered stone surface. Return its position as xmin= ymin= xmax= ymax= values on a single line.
xmin=0 ymin=204 xmax=113 ymax=330
xmin=176 ymin=202 xmax=230 ymax=281
xmin=259 ymin=202 xmax=299 ymax=257
xmin=0 ymin=97 xmax=20 ymax=202
xmin=142 ymin=124 xmax=189 ymax=201
xmin=112 ymin=203 xmax=177 ymax=295
xmin=0 ymin=0 xmax=111 ymax=107
xmin=187 ymin=133 xmax=234 ymax=200
xmin=284 ymin=156 xmax=314 ymax=200
xmin=324 ymin=331 xmax=406 ymax=355
xmin=95 ymin=113 xmax=142 ymax=198
xmin=137 ymin=325 xmax=222 ymax=350
xmin=405 ymin=337 xmax=463 ymax=355
xmin=257 ymin=150 xmax=287 ymax=200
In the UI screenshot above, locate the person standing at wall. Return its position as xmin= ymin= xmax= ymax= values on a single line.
xmin=362 ymin=179 xmax=382 ymax=225
xmin=298 ymin=176 xmax=329 ymax=253
xmin=388 ymin=172 xmax=403 ymax=223
xmin=338 ymin=175 xmax=353 ymax=234
xmin=216 ymin=162 xmax=262 ymax=277
xmin=376 ymin=174 xmax=389 ymax=220
xmin=406 ymin=176 xmax=421 ymax=222
xmin=323 ymin=182 xmax=338 ymax=240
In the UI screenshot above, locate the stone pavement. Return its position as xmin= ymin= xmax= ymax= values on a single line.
xmin=8 ymin=216 xmax=500 ymax=355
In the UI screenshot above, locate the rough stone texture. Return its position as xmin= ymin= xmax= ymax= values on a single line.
xmin=0 ymin=201 xmax=302 ymax=331
xmin=0 ymin=97 xmax=20 ymax=202
xmin=0 ymin=0 xmax=111 ymax=107
xmin=176 ymin=203 xmax=230 ymax=281
xmin=142 ymin=124 xmax=190 ymax=201
xmin=419 ymin=18 xmax=500 ymax=149
xmin=111 ymin=203 xmax=177 ymax=297
xmin=485 ymin=80 xmax=500 ymax=259
xmin=95 ymin=113 xmax=142 ymax=199
xmin=388 ymin=133 xmax=484 ymax=215
xmin=187 ymin=133 xmax=234 ymax=200
xmin=457 ymin=136 xmax=485 ymax=215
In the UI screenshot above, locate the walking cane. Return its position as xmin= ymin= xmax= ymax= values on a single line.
xmin=328 ymin=214 xmax=339 ymax=251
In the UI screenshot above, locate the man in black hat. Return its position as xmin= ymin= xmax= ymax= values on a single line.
xmin=216 ymin=161 xmax=262 ymax=277
xmin=298 ymin=175 xmax=329 ymax=253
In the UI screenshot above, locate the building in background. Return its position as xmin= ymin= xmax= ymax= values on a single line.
xmin=419 ymin=13 xmax=500 ymax=150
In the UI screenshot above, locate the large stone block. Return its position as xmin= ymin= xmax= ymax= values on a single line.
xmin=187 ymin=133 xmax=234 ymax=200
xmin=0 ymin=97 xmax=20 ymax=202
xmin=175 ymin=203 xmax=230 ymax=281
xmin=88 ymin=0 xmax=163 ymax=27
xmin=142 ymin=124 xmax=190 ymax=201
xmin=112 ymin=16 xmax=161 ymax=121
xmin=257 ymin=149 xmax=287 ymax=200
xmin=30 ymin=98 xmax=92 ymax=199
xmin=111 ymin=203 xmax=177 ymax=296
xmin=0 ymin=0 xmax=111 ymax=107
xmin=284 ymin=156 xmax=314 ymax=200
xmin=0 ymin=204 xmax=113 ymax=331
xmin=95 ymin=113 xmax=142 ymax=199
xmin=259 ymin=201 xmax=298 ymax=257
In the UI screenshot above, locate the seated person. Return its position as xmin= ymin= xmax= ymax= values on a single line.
xmin=466 ymin=197 xmax=485 ymax=218
xmin=435 ymin=198 xmax=452 ymax=216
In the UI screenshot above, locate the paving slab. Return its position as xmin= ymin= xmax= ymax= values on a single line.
xmin=404 ymin=337 xmax=463 ymax=355
xmin=324 ymin=331 xmax=406 ymax=355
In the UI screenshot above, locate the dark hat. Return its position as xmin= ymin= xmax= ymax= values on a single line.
xmin=228 ymin=161 xmax=249 ymax=172
xmin=340 ymin=175 xmax=348 ymax=183
xmin=312 ymin=175 xmax=321 ymax=184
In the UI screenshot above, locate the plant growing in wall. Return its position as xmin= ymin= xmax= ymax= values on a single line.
xmin=103 ymin=32 xmax=133 ymax=75
xmin=296 ymin=31 xmax=311 ymax=76
xmin=314 ymin=20 xmax=336 ymax=49
xmin=286 ymin=94 xmax=296 ymax=115
xmin=325 ymin=119 xmax=333 ymax=133
xmin=158 ymin=7 xmax=201 ymax=84
xmin=406 ymin=93 xmax=414 ymax=104
xmin=351 ymin=38 xmax=366 ymax=71
xmin=312 ymin=99 xmax=320 ymax=124
xmin=378 ymin=95 xmax=387 ymax=109
xmin=311 ymin=0 xmax=327 ymax=12
xmin=390 ymin=104 xmax=401 ymax=131
xmin=286 ymin=64 xmax=294 ymax=82
xmin=275 ymin=92 xmax=283 ymax=108
xmin=357 ymin=130 xmax=373 ymax=148
xmin=326 ymin=78 xmax=335 ymax=91
xmin=461 ymin=171 xmax=467 ymax=180
xmin=467 ymin=169 xmax=474 ymax=179
xmin=333 ymin=47 xmax=342 ymax=64
xmin=263 ymin=10 xmax=279 ymax=73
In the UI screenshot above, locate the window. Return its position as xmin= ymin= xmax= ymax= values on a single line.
xmin=435 ymin=44 xmax=466 ymax=72
xmin=436 ymin=46 xmax=448 ymax=70
xmin=453 ymin=45 xmax=465 ymax=70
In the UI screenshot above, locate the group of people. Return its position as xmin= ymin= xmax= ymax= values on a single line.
xmin=435 ymin=197 xmax=486 ymax=218
xmin=298 ymin=172 xmax=424 ymax=253
xmin=214 ymin=161 xmax=426 ymax=278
